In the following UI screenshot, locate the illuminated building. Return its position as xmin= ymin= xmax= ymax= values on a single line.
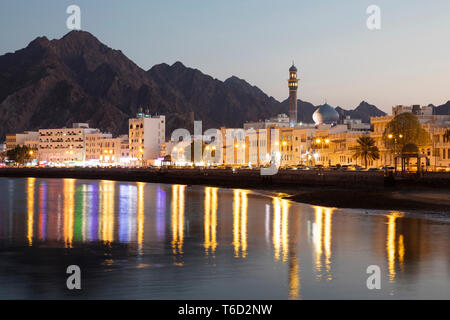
xmin=85 ymin=133 xmax=129 ymax=165
xmin=371 ymin=105 xmax=450 ymax=170
xmin=288 ymin=63 xmax=299 ymax=127
xmin=38 ymin=123 xmax=100 ymax=164
xmin=129 ymin=109 xmax=165 ymax=165
xmin=5 ymin=131 xmax=39 ymax=151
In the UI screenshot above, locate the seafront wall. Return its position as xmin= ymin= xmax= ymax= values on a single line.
xmin=1 ymin=167 xmax=448 ymax=190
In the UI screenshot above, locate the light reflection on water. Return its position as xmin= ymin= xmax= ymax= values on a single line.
xmin=0 ymin=177 xmax=449 ymax=299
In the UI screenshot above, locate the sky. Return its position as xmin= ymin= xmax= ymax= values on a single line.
xmin=1 ymin=0 xmax=449 ymax=113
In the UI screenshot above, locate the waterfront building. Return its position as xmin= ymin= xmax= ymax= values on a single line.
xmin=370 ymin=105 xmax=450 ymax=170
xmin=5 ymin=131 xmax=39 ymax=150
xmin=129 ymin=110 xmax=165 ymax=165
xmin=244 ymin=127 xmax=274 ymax=167
xmin=120 ymin=135 xmax=130 ymax=162
xmin=85 ymin=133 xmax=128 ymax=165
xmin=38 ymin=123 xmax=100 ymax=164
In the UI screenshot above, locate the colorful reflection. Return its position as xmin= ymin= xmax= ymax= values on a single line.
xmin=272 ymin=197 xmax=289 ymax=262
xmin=312 ymin=206 xmax=334 ymax=280
xmin=233 ymin=189 xmax=248 ymax=258
xmin=156 ymin=187 xmax=166 ymax=240
xmin=100 ymin=180 xmax=115 ymax=244
xmin=386 ymin=211 xmax=405 ymax=282
xmin=172 ymin=185 xmax=185 ymax=255
xmin=119 ymin=185 xmax=135 ymax=243
xmin=137 ymin=182 xmax=145 ymax=254
xmin=88 ymin=183 xmax=99 ymax=242
xmin=63 ymin=179 xmax=75 ymax=248
xmin=204 ymin=187 xmax=218 ymax=255
xmin=27 ymin=178 xmax=35 ymax=246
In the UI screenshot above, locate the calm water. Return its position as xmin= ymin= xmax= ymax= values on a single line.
xmin=0 ymin=177 xmax=449 ymax=299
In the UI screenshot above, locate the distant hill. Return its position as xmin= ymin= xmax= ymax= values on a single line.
xmin=335 ymin=101 xmax=386 ymax=123
xmin=0 ymin=30 xmax=282 ymax=139
xmin=433 ymin=101 xmax=450 ymax=115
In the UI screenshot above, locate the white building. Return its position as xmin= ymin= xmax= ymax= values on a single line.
xmin=38 ymin=123 xmax=100 ymax=164
xmin=129 ymin=112 xmax=165 ymax=165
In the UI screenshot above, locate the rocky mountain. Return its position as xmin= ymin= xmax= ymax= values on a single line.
xmin=278 ymin=99 xmax=386 ymax=124
xmin=0 ymin=30 xmax=286 ymax=139
xmin=335 ymin=101 xmax=386 ymax=123
xmin=0 ymin=30 xmax=403 ymax=140
xmin=433 ymin=101 xmax=450 ymax=115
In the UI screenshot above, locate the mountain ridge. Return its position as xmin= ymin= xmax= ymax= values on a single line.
xmin=2 ymin=30 xmax=442 ymax=140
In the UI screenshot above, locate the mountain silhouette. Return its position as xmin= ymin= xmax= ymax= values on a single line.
xmin=0 ymin=30 xmax=408 ymax=140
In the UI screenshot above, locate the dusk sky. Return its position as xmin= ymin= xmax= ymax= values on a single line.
xmin=1 ymin=0 xmax=449 ymax=113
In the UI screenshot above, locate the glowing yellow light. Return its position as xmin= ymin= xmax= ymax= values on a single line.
xmin=234 ymin=144 xmax=239 ymax=148
xmin=205 ymin=146 xmax=210 ymax=151
xmin=173 ymin=147 xmax=177 ymax=151
xmin=241 ymin=144 xmax=246 ymax=149
xmin=101 ymin=180 xmax=114 ymax=244
xmin=388 ymin=134 xmax=393 ymax=139
xmin=233 ymin=189 xmax=248 ymax=258
xmin=204 ymin=187 xmax=218 ymax=255
xmin=399 ymin=134 xmax=403 ymax=138
xmin=63 ymin=179 xmax=75 ymax=248
xmin=27 ymin=178 xmax=35 ymax=246
xmin=386 ymin=212 xmax=403 ymax=283
xmin=172 ymin=185 xmax=186 ymax=257
xmin=325 ymin=139 xmax=330 ymax=144
xmin=29 ymin=150 xmax=33 ymax=155
xmin=109 ymin=150 xmax=113 ymax=154
xmin=104 ymin=150 xmax=108 ymax=154
xmin=212 ymin=146 xmax=216 ymax=150
xmin=316 ymin=138 xmax=321 ymax=144
xmin=282 ymin=141 xmax=287 ymax=146
xmin=289 ymin=255 xmax=300 ymax=300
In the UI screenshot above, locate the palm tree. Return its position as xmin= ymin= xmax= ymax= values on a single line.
xmin=352 ymin=136 xmax=380 ymax=168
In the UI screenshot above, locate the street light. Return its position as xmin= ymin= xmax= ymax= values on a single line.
xmin=314 ymin=137 xmax=330 ymax=166
xmin=388 ymin=133 xmax=403 ymax=166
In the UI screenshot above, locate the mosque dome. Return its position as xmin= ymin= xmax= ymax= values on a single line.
xmin=289 ymin=64 xmax=297 ymax=72
xmin=312 ymin=103 xmax=340 ymax=125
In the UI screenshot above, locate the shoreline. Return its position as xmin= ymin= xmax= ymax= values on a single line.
xmin=0 ymin=167 xmax=449 ymax=213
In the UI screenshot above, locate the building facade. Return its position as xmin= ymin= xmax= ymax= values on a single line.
xmin=129 ymin=113 xmax=165 ymax=165
xmin=370 ymin=105 xmax=450 ymax=170
xmin=38 ymin=123 xmax=100 ymax=164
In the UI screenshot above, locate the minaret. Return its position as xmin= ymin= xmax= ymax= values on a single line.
xmin=288 ymin=63 xmax=299 ymax=127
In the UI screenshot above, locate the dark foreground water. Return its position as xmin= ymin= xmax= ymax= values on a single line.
xmin=0 ymin=177 xmax=449 ymax=299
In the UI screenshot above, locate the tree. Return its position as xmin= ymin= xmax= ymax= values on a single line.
xmin=6 ymin=145 xmax=35 ymax=164
xmin=382 ymin=113 xmax=430 ymax=154
xmin=352 ymin=136 xmax=380 ymax=168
